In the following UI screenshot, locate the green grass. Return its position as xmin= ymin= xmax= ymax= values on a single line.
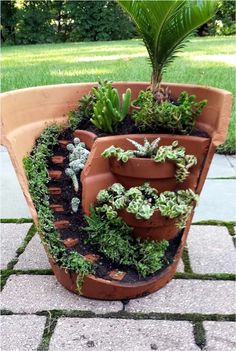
xmin=2 ymin=37 xmax=235 ymax=152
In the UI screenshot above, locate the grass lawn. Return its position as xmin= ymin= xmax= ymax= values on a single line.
xmin=2 ymin=36 xmax=235 ymax=153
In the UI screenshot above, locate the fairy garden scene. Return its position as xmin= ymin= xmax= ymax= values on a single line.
xmin=15 ymin=1 xmax=232 ymax=299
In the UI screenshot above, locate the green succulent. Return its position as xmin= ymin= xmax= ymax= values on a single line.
xmin=90 ymin=80 xmax=131 ymax=133
xmin=65 ymin=168 xmax=79 ymax=193
xmin=132 ymin=90 xmax=208 ymax=134
xmin=94 ymin=181 xmax=198 ymax=228
xmin=71 ymin=197 xmax=80 ymax=213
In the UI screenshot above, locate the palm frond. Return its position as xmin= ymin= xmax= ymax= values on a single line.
xmin=118 ymin=0 xmax=216 ymax=90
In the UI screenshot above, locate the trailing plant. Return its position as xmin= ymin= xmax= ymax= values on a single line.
xmin=157 ymin=189 xmax=198 ymax=229
xmin=95 ymin=182 xmax=198 ymax=229
xmin=65 ymin=137 xmax=90 ymax=192
xmin=102 ymin=145 xmax=134 ymax=163
xmin=118 ymin=0 xmax=216 ymax=92
xmin=90 ymin=80 xmax=131 ymax=133
xmin=132 ymin=90 xmax=207 ymax=134
xmin=102 ymin=138 xmax=197 ymax=182
xmin=68 ymin=94 xmax=96 ymax=131
xmin=154 ymin=141 xmax=197 ymax=182
xmin=23 ymin=124 xmax=95 ymax=290
xmin=84 ymin=207 xmax=169 ymax=277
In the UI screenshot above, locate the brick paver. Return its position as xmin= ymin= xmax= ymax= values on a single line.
xmin=203 ymin=321 xmax=236 ymax=351
xmin=0 ymin=223 xmax=32 ymax=269
xmin=0 ymin=315 xmax=46 ymax=351
xmin=126 ymin=280 xmax=236 ymax=315
xmin=1 ymin=223 xmax=235 ymax=350
xmin=49 ymin=318 xmax=200 ymax=351
xmin=15 ymin=233 xmax=51 ymax=270
xmin=207 ymin=154 xmax=236 ymax=178
xmin=1 ymin=275 xmax=123 ymax=313
xmin=187 ymin=225 xmax=236 ymax=274
xmin=193 ymin=180 xmax=236 ymax=222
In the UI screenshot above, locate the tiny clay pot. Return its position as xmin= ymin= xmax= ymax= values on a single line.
xmin=119 ymin=209 xmax=178 ymax=241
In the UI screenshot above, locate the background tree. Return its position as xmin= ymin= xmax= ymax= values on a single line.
xmin=15 ymin=0 xmax=55 ymax=44
xmin=67 ymin=1 xmax=136 ymax=42
xmin=1 ymin=0 xmax=234 ymax=45
xmin=1 ymin=0 xmax=17 ymax=44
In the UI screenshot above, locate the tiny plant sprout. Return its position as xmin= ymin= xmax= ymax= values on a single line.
xmin=65 ymin=168 xmax=79 ymax=193
xmin=71 ymin=197 xmax=80 ymax=213
xmin=66 ymin=143 xmax=75 ymax=152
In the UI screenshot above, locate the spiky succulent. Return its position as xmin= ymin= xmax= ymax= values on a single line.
xmin=90 ymin=80 xmax=131 ymax=133
xmin=127 ymin=137 xmax=160 ymax=157
xmin=118 ymin=1 xmax=216 ymax=91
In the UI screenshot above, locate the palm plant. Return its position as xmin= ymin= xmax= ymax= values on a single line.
xmin=118 ymin=0 xmax=216 ymax=93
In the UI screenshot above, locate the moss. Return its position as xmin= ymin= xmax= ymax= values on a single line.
xmin=174 ymin=273 xmax=235 ymax=280
xmin=192 ymin=220 xmax=236 ymax=226
xmin=182 ymin=246 xmax=192 ymax=273
xmin=0 ymin=269 xmax=14 ymax=290
xmin=37 ymin=312 xmax=58 ymax=351
xmin=5 ymin=224 xmax=36 ymax=271
xmin=192 ymin=322 xmax=206 ymax=349
xmin=0 ymin=218 xmax=33 ymax=223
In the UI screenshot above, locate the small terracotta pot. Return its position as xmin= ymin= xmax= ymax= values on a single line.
xmin=109 ymin=157 xmax=176 ymax=190
xmin=110 ymin=157 xmax=175 ymax=179
xmin=119 ymin=209 xmax=177 ymax=241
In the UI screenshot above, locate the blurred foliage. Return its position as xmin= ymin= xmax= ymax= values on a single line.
xmin=1 ymin=0 xmax=136 ymax=45
xmin=1 ymin=0 xmax=235 ymax=45
xmin=198 ymin=0 xmax=235 ymax=36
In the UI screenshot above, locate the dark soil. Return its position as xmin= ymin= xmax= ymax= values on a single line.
xmin=47 ymin=128 xmax=183 ymax=283
xmin=76 ymin=114 xmax=209 ymax=139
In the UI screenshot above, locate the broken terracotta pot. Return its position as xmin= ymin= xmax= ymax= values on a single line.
xmin=48 ymin=217 xmax=191 ymax=300
xmin=1 ymin=82 xmax=232 ymax=300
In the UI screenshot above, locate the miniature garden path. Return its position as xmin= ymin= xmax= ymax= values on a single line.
xmin=1 ymin=148 xmax=236 ymax=350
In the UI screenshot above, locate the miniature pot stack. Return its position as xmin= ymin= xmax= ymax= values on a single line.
xmin=81 ymin=133 xmax=211 ymax=241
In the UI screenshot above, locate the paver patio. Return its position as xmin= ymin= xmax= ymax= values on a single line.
xmin=0 ymin=152 xmax=235 ymax=350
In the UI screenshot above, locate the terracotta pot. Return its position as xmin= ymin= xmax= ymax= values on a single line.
xmin=119 ymin=209 xmax=177 ymax=241
xmin=1 ymin=82 xmax=232 ymax=300
xmin=47 ymin=218 xmax=190 ymax=300
xmin=109 ymin=157 xmax=175 ymax=179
